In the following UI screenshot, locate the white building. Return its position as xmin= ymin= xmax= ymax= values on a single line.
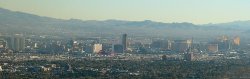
xmin=0 ymin=66 xmax=3 ymax=71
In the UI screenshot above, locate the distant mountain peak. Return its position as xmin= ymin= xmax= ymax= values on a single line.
xmin=0 ymin=8 xmax=250 ymax=37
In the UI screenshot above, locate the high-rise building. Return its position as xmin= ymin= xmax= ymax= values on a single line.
xmin=232 ymin=36 xmax=240 ymax=49
xmin=172 ymin=40 xmax=192 ymax=52
xmin=0 ymin=39 xmax=6 ymax=48
xmin=185 ymin=52 xmax=194 ymax=61
xmin=122 ymin=34 xmax=127 ymax=51
xmin=218 ymin=35 xmax=228 ymax=42
xmin=66 ymin=39 xmax=80 ymax=52
xmin=207 ymin=44 xmax=218 ymax=53
xmin=217 ymin=35 xmax=230 ymax=50
xmin=233 ymin=36 xmax=240 ymax=46
xmin=218 ymin=40 xmax=231 ymax=51
xmin=4 ymin=36 xmax=12 ymax=49
xmin=34 ymin=43 xmax=38 ymax=48
xmin=151 ymin=40 xmax=171 ymax=50
xmin=112 ymin=44 xmax=123 ymax=53
xmin=92 ymin=44 xmax=102 ymax=53
xmin=9 ymin=36 xmax=25 ymax=51
xmin=67 ymin=39 xmax=77 ymax=49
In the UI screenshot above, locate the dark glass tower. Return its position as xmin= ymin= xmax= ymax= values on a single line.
xmin=122 ymin=34 xmax=127 ymax=51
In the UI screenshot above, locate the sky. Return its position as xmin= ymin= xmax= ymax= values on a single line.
xmin=0 ymin=0 xmax=250 ymax=24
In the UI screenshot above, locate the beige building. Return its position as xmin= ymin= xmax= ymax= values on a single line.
xmin=93 ymin=44 xmax=102 ymax=53
xmin=207 ymin=44 xmax=218 ymax=53
xmin=233 ymin=36 xmax=240 ymax=46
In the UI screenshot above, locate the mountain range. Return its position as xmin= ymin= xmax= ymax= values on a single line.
xmin=0 ymin=8 xmax=249 ymax=38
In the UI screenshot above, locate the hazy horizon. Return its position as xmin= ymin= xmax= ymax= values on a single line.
xmin=1 ymin=1 xmax=250 ymax=79
xmin=1 ymin=0 xmax=250 ymax=24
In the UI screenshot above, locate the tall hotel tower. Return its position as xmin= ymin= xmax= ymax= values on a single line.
xmin=122 ymin=34 xmax=127 ymax=51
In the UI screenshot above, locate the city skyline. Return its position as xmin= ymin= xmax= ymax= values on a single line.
xmin=1 ymin=0 xmax=250 ymax=78
xmin=1 ymin=0 xmax=250 ymax=24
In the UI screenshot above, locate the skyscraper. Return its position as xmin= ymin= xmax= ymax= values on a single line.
xmin=218 ymin=40 xmax=231 ymax=51
xmin=232 ymin=36 xmax=240 ymax=49
xmin=10 ymin=36 xmax=25 ymax=51
xmin=151 ymin=40 xmax=171 ymax=50
xmin=172 ymin=40 xmax=192 ymax=52
xmin=122 ymin=34 xmax=127 ymax=51
xmin=233 ymin=36 xmax=240 ymax=46
xmin=92 ymin=44 xmax=102 ymax=53
xmin=207 ymin=44 xmax=218 ymax=53
xmin=185 ymin=52 xmax=194 ymax=61
xmin=112 ymin=44 xmax=124 ymax=53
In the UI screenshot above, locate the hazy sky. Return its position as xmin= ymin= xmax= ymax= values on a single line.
xmin=0 ymin=0 xmax=250 ymax=24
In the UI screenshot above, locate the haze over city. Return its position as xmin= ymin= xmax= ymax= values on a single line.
xmin=1 ymin=0 xmax=250 ymax=24
xmin=1 ymin=0 xmax=250 ymax=79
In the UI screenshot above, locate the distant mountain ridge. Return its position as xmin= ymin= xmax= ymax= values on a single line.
xmin=0 ymin=8 xmax=249 ymax=38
